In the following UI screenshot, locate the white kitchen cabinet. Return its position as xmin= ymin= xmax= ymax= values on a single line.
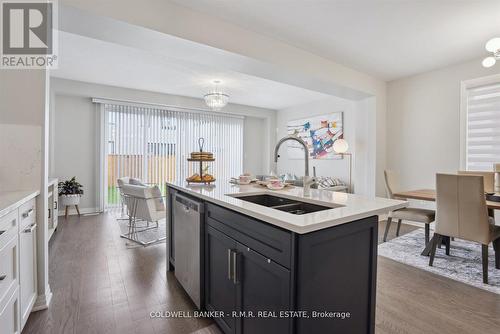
xmin=0 ymin=287 xmax=20 ymax=334
xmin=0 ymin=208 xmax=20 ymax=334
xmin=0 ymin=193 xmax=38 ymax=333
xmin=18 ymin=199 xmax=37 ymax=329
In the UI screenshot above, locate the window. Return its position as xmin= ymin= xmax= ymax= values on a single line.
xmin=465 ymin=81 xmax=500 ymax=171
xmin=104 ymin=103 xmax=244 ymax=207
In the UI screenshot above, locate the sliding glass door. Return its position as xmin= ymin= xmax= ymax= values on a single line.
xmin=104 ymin=103 xmax=243 ymax=208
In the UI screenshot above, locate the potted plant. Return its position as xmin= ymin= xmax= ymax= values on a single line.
xmin=58 ymin=177 xmax=84 ymax=207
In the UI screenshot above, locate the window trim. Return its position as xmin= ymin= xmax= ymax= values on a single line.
xmin=460 ymin=73 xmax=500 ymax=170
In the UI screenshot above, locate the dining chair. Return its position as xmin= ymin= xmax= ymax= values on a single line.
xmin=383 ymin=170 xmax=436 ymax=244
xmin=429 ymin=174 xmax=500 ymax=284
xmin=457 ymin=170 xmax=495 ymax=193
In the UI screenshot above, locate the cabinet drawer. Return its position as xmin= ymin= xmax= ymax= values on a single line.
xmin=206 ymin=203 xmax=292 ymax=268
xmin=19 ymin=199 xmax=36 ymax=230
xmin=0 ymin=234 xmax=18 ymax=304
xmin=0 ymin=210 xmax=18 ymax=250
xmin=0 ymin=286 xmax=20 ymax=334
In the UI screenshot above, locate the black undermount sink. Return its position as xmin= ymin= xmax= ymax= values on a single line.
xmin=233 ymin=194 xmax=334 ymax=215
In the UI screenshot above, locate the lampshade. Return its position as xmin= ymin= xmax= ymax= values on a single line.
xmin=333 ymin=138 xmax=349 ymax=154
xmin=482 ymin=56 xmax=496 ymax=68
xmin=485 ymin=38 xmax=500 ymax=52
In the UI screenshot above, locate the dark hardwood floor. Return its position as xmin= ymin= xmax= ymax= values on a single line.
xmin=23 ymin=215 xmax=500 ymax=334
xmin=23 ymin=213 xmax=212 ymax=334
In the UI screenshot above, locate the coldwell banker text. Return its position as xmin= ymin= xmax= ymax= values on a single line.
xmin=1 ymin=0 xmax=58 ymax=69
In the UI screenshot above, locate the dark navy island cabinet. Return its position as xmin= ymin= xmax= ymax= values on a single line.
xmin=167 ymin=187 xmax=378 ymax=334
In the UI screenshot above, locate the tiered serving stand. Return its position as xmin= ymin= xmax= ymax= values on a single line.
xmin=186 ymin=138 xmax=216 ymax=184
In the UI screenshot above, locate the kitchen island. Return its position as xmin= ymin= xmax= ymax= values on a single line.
xmin=166 ymin=181 xmax=407 ymax=334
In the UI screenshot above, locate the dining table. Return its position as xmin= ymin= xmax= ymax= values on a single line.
xmin=392 ymin=189 xmax=500 ymax=256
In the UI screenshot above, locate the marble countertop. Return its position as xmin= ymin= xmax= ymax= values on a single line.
xmin=167 ymin=181 xmax=408 ymax=234
xmin=0 ymin=190 xmax=40 ymax=218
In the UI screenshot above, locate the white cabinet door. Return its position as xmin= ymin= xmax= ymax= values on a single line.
xmin=19 ymin=222 xmax=37 ymax=329
xmin=0 ymin=287 xmax=20 ymax=334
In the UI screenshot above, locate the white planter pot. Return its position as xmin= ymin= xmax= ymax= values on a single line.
xmin=60 ymin=194 xmax=81 ymax=206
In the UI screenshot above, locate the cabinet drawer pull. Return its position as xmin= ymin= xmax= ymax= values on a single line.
xmin=227 ymin=249 xmax=233 ymax=281
xmin=54 ymin=201 xmax=58 ymax=210
xmin=22 ymin=208 xmax=34 ymax=219
xmin=23 ymin=223 xmax=37 ymax=233
xmin=0 ymin=274 xmax=6 ymax=281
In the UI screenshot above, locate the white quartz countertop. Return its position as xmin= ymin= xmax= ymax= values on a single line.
xmin=0 ymin=190 xmax=40 ymax=218
xmin=167 ymin=181 xmax=408 ymax=234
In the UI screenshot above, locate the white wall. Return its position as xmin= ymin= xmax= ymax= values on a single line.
xmin=59 ymin=2 xmax=387 ymax=195
xmin=276 ymin=96 xmax=376 ymax=195
xmin=50 ymin=78 xmax=275 ymax=212
xmin=53 ymin=95 xmax=99 ymax=212
xmin=244 ymin=117 xmax=266 ymax=175
xmin=387 ymin=58 xmax=500 ymax=190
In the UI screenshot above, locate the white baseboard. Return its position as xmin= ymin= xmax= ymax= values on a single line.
xmin=58 ymin=207 xmax=100 ymax=216
xmin=32 ymin=289 xmax=53 ymax=311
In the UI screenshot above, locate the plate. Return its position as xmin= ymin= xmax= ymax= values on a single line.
xmin=267 ymin=183 xmax=285 ymax=190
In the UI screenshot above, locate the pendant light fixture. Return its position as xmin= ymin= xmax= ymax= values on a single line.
xmin=482 ymin=37 xmax=500 ymax=68
xmin=204 ymin=80 xmax=229 ymax=111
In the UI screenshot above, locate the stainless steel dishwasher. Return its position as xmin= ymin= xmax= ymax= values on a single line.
xmin=173 ymin=192 xmax=204 ymax=309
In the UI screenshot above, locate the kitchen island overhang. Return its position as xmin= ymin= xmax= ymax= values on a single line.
xmin=166 ymin=181 xmax=407 ymax=334
xmin=166 ymin=181 xmax=407 ymax=234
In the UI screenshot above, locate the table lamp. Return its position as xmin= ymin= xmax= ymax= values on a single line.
xmin=333 ymin=139 xmax=352 ymax=193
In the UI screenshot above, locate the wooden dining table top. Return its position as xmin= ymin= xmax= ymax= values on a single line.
xmin=393 ymin=189 xmax=500 ymax=210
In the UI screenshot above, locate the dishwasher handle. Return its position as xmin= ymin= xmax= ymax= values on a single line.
xmin=174 ymin=193 xmax=204 ymax=213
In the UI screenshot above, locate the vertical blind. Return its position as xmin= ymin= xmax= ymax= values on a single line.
xmin=466 ymin=82 xmax=500 ymax=170
xmin=105 ymin=103 xmax=244 ymax=207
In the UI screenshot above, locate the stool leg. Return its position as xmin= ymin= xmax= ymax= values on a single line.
xmin=396 ymin=219 xmax=402 ymax=236
xmin=65 ymin=205 xmax=69 ymax=220
xmin=383 ymin=217 xmax=393 ymax=242
xmin=425 ymin=224 xmax=430 ymax=245
xmin=75 ymin=205 xmax=81 ymax=216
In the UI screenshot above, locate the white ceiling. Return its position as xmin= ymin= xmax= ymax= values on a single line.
xmin=51 ymin=32 xmax=330 ymax=110
xmin=171 ymin=0 xmax=500 ymax=81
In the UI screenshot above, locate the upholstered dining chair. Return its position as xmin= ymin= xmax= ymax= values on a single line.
xmin=457 ymin=171 xmax=495 ymax=193
xmin=383 ymin=170 xmax=436 ymax=244
xmin=429 ymin=174 xmax=500 ymax=284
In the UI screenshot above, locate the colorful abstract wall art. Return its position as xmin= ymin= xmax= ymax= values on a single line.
xmin=286 ymin=112 xmax=344 ymax=160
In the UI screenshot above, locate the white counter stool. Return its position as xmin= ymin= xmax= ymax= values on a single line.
xmin=120 ymin=184 xmax=166 ymax=246
xmin=383 ymin=170 xmax=435 ymax=244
